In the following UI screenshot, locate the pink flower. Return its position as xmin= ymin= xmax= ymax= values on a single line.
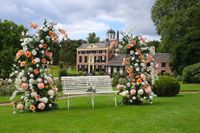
xmin=145 ymin=86 xmax=152 ymax=94
xmin=41 ymin=58 xmax=46 ymax=64
xmin=35 ymin=95 xmax=40 ymax=101
xmin=37 ymin=83 xmax=45 ymax=89
xmin=21 ymin=83 xmax=29 ymax=90
xmin=38 ymin=102 xmax=45 ymax=110
xmin=17 ymin=103 xmax=24 ymax=110
xmin=34 ymin=69 xmax=39 ymax=75
xmin=130 ymin=89 xmax=136 ymax=95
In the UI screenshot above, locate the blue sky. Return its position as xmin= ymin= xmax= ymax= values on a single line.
xmin=0 ymin=0 xmax=160 ymax=41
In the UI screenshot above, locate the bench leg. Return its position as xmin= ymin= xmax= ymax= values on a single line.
xmin=114 ymin=93 xmax=117 ymax=107
xmin=67 ymin=94 xmax=70 ymax=110
xmin=91 ymin=93 xmax=94 ymax=109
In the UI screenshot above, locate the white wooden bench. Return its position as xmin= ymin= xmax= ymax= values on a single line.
xmin=61 ymin=76 xmax=118 ymax=110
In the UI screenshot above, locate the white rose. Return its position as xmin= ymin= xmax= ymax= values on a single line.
xmin=42 ymin=97 xmax=48 ymax=103
xmin=41 ymin=50 xmax=44 ymax=54
xmin=32 ymin=50 xmax=37 ymax=56
xmin=40 ymin=40 xmax=44 ymax=44
xmin=120 ymin=90 xmax=128 ymax=97
xmin=149 ymin=96 xmax=153 ymax=100
xmin=138 ymin=89 xmax=144 ymax=95
xmin=48 ymin=90 xmax=55 ymax=96
xmin=37 ymin=78 xmax=42 ymax=83
xmin=130 ymin=50 xmax=134 ymax=55
xmin=132 ymin=96 xmax=136 ymax=100
xmin=126 ymin=82 xmax=131 ymax=87
xmin=22 ymin=77 xmax=27 ymax=82
xmin=31 ymin=92 xmax=37 ymax=97
xmin=28 ymin=67 xmax=33 ymax=72
xmin=39 ymin=44 xmax=43 ymax=48
xmin=30 ymin=74 xmax=34 ymax=78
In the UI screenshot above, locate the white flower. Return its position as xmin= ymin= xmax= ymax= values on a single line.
xmin=8 ymin=79 xmax=12 ymax=83
xmin=149 ymin=96 xmax=153 ymax=100
xmin=32 ymin=50 xmax=37 ymax=56
xmin=132 ymin=96 xmax=136 ymax=100
xmin=126 ymin=82 xmax=131 ymax=87
xmin=135 ymin=52 xmax=138 ymax=55
xmin=39 ymin=44 xmax=43 ymax=48
xmin=21 ymin=43 xmax=25 ymax=47
xmin=48 ymin=90 xmax=55 ymax=96
xmin=130 ymin=50 xmax=134 ymax=55
xmin=36 ymin=64 xmax=40 ymax=67
xmin=15 ymin=71 xmax=19 ymax=74
xmin=40 ymin=40 xmax=44 ymax=44
xmin=131 ymin=57 xmax=135 ymax=60
xmin=37 ymin=78 xmax=42 ymax=83
xmin=43 ymin=27 xmax=48 ymax=32
xmin=29 ymin=78 xmax=35 ymax=83
xmin=136 ymin=67 xmax=140 ymax=71
xmin=40 ymin=97 xmax=48 ymax=103
xmin=120 ymin=90 xmax=128 ymax=97
xmin=31 ymin=92 xmax=37 ymax=97
xmin=49 ymin=104 xmax=52 ymax=107
xmin=30 ymin=74 xmax=34 ymax=78
xmin=46 ymin=35 xmax=50 ymax=40
xmin=22 ymin=77 xmax=27 ymax=82
xmin=41 ymin=50 xmax=44 ymax=54
xmin=138 ymin=89 xmax=144 ymax=95
xmin=35 ymin=58 xmax=40 ymax=63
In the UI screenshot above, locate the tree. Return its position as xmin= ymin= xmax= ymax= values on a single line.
xmin=87 ymin=32 xmax=100 ymax=43
xmin=59 ymin=39 xmax=84 ymax=65
xmin=151 ymin=0 xmax=200 ymax=74
xmin=146 ymin=40 xmax=160 ymax=52
xmin=0 ymin=20 xmax=27 ymax=77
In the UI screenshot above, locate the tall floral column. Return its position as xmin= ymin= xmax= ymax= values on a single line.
xmin=118 ymin=33 xmax=157 ymax=105
xmin=9 ymin=20 xmax=67 ymax=112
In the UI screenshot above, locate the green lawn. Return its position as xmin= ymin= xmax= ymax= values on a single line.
xmin=180 ymin=83 xmax=200 ymax=91
xmin=0 ymin=94 xmax=200 ymax=133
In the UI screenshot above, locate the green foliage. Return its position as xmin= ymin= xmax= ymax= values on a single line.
xmin=0 ymin=85 xmax=13 ymax=96
xmin=146 ymin=40 xmax=160 ymax=52
xmin=59 ymin=69 xmax=68 ymax=77
xmin=153 ymin=76 xmax=180 ymax=96
xmin=151 ymin=0 xmax=200 ymax=74
xmin=182 ymin=62 xmax=200 ymax=83
xmin=112 ymin=72 xmax=121 ymax=87
xmin=87 ymin=32 xmax=100 ymax=43
xmin=95 ymin=71 xmax=105 ymax=76
xmin=59 ymin=62 xmax=64 ymax=68
xmin=0 ymin=20 xmax=27 ymax=77
xmin=59 ymin=39 xmax=83 ymax=65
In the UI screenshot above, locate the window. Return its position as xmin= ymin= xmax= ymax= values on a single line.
xmin=84 ymin=56 xmax=87 ymax=63
xmin=79 ymin=56 xmax=82 ymax=63
xmin=161 ymin=62 xmax=166 ymax=67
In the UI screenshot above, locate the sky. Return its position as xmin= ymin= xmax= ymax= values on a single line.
xmin=0 ymin=0 xmax=160 ymax=41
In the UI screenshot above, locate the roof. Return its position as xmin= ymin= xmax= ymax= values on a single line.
xmin=77 ymin=43 xmax=108 ymax=49
xmin=107 ymin=54 xmax=126 ymax=66
xmin=107 ymin=28 xmax=115 ymax=34
xmin=154 ymin=53 xmax=171 ymax=62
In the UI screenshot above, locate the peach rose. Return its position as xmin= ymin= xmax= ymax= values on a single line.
xmin=21 ymin=83 xmax=29 ymax=90
xmin=17 ymin=103 xmax=24 ymax=110
xmin=29 ymin=104 xmax=36 ymax=112
xmin=37 ymin=83 xmax=45 ymax=89
xmin=25 ymin=51 xmax=31 ymax=58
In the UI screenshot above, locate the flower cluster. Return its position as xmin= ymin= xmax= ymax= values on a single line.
xmin=117 ymin=33 xmax=157 ymax=105
xmin=9 ymin=20 xmax=66 ymax=113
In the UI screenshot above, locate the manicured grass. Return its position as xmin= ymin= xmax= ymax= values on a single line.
xmin=0 ymin=94 xmax=200 ymax=133
xmin=0 ymin=96 xmax=10 ymax=103
xmin=180 ymin=83 xmax=200 ymax=91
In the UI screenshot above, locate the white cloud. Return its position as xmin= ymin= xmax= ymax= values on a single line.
xmin=0 ymin=0 xmax=160 ymax=40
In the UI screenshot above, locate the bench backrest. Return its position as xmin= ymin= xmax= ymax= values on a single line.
xmin=61 ymin=76 xmax=112 ymax=93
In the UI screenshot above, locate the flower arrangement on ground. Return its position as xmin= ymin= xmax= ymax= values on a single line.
xmin=117 ymin=32 xmax=157 ymax=105
xmin=9 ymin=20 xmax=67 ymax=113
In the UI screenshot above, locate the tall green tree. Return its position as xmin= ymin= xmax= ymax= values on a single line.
xmin=59 ymin=39 xmax=84 ymax=65
xmin=151 ymin=0 xmax=200 ymax=74
xmin=87 ymin=32 xmax=100 ymax=43
xmin=0 ymin=20 xmax=27 ymax=77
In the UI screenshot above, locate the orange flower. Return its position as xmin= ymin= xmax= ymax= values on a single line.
xmin=16 ymin=50 xmax=24 ymax=58
xmin=49 ymin=31 xmax=54 ymax=37
xmin=29 ymin=104 xmax=36 ymax=112
xmin=125 ymin=58 xmax=130 ymax=65
xmin=131 ymin=82 xmax=135 ymax=86
xmin=20 ymin=61 xmax=26 ymax=66
xmin=127 ymin=44 xmax=132 ymax=49
xmin=30 ymin=22 xmax=38 ymax=29
xmin=32 ymin=59 xmax=36 ymax=64
xmin=137 ymin=78 xmax=142 ymax=84
xmin=35 ymin=95 xmax=40 ymax=101
xmin=43 ymin=43 xmax=47 ymax=49
xmin=52 ymin=36 xmax=58 ymax=42
xmin=25 ymin=51 xmax=31 ymax=58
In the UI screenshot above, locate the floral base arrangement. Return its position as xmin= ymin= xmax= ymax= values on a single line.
xmin=117 ymin=32 xmax=157 ymax=105
xmin=9 ymin=20 xmax=67 ymax=113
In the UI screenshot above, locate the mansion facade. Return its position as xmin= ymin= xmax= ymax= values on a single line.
xmin=76 ymin=29 xmax=173 ymax=75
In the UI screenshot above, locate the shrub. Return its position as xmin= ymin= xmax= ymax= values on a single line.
xmin=153 ymin=76 xmax=180 ymax=96
xmin=0 ymin=85 xmax=13 ymax=96
xmin=182 ymin=63 xmax=200 ymax=83
xmin=59 ymin=62 xmax=64 ymax=69
xmin=59 ymin=69 xmax=68 ymax=77
xmin=112 ymin=72 xmax=121 ymax=87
